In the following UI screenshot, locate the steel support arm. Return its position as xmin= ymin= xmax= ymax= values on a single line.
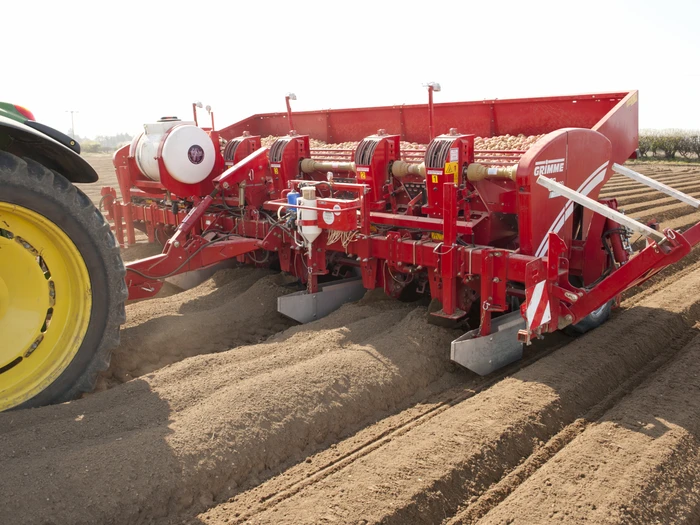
xmin=125 ymin=236 xmax=260 ymax=300
xmin=537 ymin=175 xmax=666 ymax=242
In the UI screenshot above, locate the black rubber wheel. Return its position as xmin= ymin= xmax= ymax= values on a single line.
xmin=565 ymin=300 xmax=613 ymax=335
xmin=0 ymin=150 xmax=127 ymax=410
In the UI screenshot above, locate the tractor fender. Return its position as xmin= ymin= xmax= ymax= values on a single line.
xmin=0 ymin=115 xmax=98 ymax=183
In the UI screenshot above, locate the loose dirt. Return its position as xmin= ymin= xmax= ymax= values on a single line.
xmin=0 ymin=299 xmax=460 ymax=525
xmin=75 ymin=153 xmax=119 ymax=203
xmin=477 ymin=333 xmax=700 ymax=524
xmin=95 ymin=267 xmax=295 ymax=390
xmin=195 ymin=260 xmax=700 ymax=525
xmin=3 ymin=162 xmax=700 ymax=525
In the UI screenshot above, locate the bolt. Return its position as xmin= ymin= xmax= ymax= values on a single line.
xmin=223 ymin=182 xmax=230 ymax=189
xmin=397 ymin=262 xmax=402 ymax=267
xmin=565 ymin=314 xmax=573 ymax=321
xmin=173 ymin=241 xmax=180 ymax=248
xmin=488 ymin=296 xmax=492 ymax=300
xmin=564 ymin=291 xmax=578 ymax=302
xmin=493 ymin=277 xmax=500 ymax=283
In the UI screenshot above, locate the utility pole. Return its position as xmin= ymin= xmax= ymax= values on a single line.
xmin=66 ymin=110 xmax=79 ymax=138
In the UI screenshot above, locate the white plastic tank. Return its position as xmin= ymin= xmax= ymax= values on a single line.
xmin=299 ymin=186 xmax=321 ymax=246
xmin=134 ymin=118 xmax=216 ymax=185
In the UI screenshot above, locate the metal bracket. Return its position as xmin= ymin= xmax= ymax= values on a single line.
xmin=165 ymin=260 xmax=237 ymax=290
xmin=277 ymin=277 xmax=366 ymax=323
xmin=451 ymin=310 xmax=525 ymax=375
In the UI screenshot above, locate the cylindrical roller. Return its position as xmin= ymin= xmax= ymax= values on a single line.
xmin=301 ymin=158 xmax=356 ymax=174
xmin=391 ymin=160 xmax=426 ymax=178
xmin=466 ymin=163 xmax=518 ymax=182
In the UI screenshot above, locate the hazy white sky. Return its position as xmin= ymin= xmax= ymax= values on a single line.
xmin=3 ymin=0 xmax=698 ymax=138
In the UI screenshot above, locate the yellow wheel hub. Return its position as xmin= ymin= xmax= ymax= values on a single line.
xmin=0 ymin=203 xmax=92 ymax=410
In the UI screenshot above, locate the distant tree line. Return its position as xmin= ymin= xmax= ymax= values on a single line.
xmin=638 ymin=130 xmax=700 ymax=160
xmin=68 ymin=130 xmax=133 ymax=153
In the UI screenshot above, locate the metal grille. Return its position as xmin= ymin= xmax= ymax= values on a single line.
xmin=403 ymin=182 xmax=425 ymax=201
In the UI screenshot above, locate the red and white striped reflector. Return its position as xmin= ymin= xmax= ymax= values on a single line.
xmin=525 ymin=280 xmax=551 ymax=331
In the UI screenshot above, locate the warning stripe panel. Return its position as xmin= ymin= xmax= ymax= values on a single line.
xmin=526 ymin=280 xmax=551 ymax=331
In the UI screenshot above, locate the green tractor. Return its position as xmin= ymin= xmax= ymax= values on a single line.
xmin=0 ymin=103 xmax=126 ymax=411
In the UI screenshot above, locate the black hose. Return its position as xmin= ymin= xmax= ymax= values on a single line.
xmin=126 ymin=235 xmax=236 ymax=280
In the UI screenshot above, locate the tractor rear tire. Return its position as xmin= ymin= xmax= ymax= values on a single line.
xmin=0 ymin=151 xmax=127 ymax=411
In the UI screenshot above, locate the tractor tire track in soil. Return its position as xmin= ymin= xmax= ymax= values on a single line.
xmin=3 ymin=162 xmax=700 ymax=525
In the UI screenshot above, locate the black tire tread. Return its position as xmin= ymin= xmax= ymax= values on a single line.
xmin=0 ymin=150 xmax=127 ymax=408
xmin=565 ymin=299 xmax=613 ymax=336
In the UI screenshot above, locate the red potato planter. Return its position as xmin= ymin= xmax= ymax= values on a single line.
xmin=101 ymin=89 xmax=700 ymax=375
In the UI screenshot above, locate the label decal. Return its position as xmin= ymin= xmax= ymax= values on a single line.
xmin=534 ymin=158 xmax=565 ymax=177
xmin=188 ymin=145 xmax=204 ymax=164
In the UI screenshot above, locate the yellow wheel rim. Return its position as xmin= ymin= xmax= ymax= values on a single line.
xmin=0 ymin=202 xmax=92 ymax=410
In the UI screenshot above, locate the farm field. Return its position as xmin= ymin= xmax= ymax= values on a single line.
xmin=2 ymin=160 xmax=700 ymax=524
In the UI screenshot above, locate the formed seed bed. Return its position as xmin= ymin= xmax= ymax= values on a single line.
xmin=477 ymin=333 xmax=700 ymax=524
xmin=95 ymin=267 xmax=295 ymax=390
xmin=196 ymin=261 xmax=700 ymax=525
xmin=2 ymin=161 xmax=699 ymax=525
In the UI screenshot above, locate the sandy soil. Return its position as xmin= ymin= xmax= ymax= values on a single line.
xmin=75 ymin=153 xmax=118 ymax=204
xmin=2 ymin=162 xmax=700 ymax=524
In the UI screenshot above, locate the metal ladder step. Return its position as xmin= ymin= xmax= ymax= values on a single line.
xmin=612 ymin=163 xmax=700 ymax=208
xmin=537 ymin=175 xmax=666 ymax=243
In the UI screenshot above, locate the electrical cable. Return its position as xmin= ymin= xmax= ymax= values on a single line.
xmin=385 ymin=260 xmax=414 ymax=285
xmin=582 ymin=228 xmax=624 ymax=290
xmin=98 ymin=194 xmax=110 ymax=213
xmin=126 ymin=234 xmax=239 ymax=280
xmin=247 ymin=249 xmax=270 ymax=264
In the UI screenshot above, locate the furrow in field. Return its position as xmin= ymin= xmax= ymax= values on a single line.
xmin=617 ymin=189 xmax=700 ymax=215
xmin=96 ymin=267 xmax=295 ymax=389
xmin=0 ymin=295 xmax=462 ymax=525
xmin=478 ymin=333 xmax=700 ymax=525
xmin=611 ymin=181 xmax=700 ymax=206
xmin=601 ymin=169 xmax=694 ymax=191
xmin=194 ymin=264 xmax=700 ymax=525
